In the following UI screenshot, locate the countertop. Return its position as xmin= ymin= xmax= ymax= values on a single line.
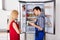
xmin=0 ymin=29 xmax=9 ymax=33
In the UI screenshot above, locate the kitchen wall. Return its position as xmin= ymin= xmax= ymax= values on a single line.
xmin=0 ymin=0 xmax=2 ymax=10
xmin=0 ymin=0 xmax=60 ymax=40
xmin=4 ymin=0 xmax=18 ymax=10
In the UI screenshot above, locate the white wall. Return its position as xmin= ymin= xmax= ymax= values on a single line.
xmin=0 ymin=10 xmax=11 ymax=29
xmin=0 ymin=0 xmax=2 ymax=10
xmin=4 ymin=0 xmax=18 ymax=10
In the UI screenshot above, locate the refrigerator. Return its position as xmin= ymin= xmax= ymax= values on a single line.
xmin=18 ymin=0 xmax=55 ymax=40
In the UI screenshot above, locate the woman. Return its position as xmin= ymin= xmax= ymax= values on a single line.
xmin=8 ymin=10 xmax=20 ymax=40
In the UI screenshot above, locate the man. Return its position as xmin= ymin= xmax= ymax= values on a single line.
xmin=29 ymin=6 xmax=45 ymax=40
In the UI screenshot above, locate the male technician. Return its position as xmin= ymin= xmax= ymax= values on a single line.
xmin=29 ymin=6 xmax=45 ymax=40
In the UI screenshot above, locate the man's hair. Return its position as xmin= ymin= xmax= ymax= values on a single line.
xmin=33 ymin=6 xmax=41 ymax=11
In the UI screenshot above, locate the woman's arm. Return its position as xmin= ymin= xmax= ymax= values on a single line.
xmin=13 ymin=22 xmax=20 ymax=34
xmin=7 ymin=24 xmax=9 ymax=30
xmin=7 ymin=22 xmax=10 ymax=30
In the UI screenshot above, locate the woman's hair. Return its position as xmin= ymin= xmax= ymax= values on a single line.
xmin=11 ymin=10 xmax=18 ymax=15
xmin=9 ymin=10 xmax=18 ymax=21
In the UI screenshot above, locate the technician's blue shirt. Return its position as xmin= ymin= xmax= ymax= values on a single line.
xmin=35 ymin=13 xmax=45 ymax=31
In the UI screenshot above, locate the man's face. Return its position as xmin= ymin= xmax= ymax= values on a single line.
xmin=33 ymin=9 xmax=41 ymax=16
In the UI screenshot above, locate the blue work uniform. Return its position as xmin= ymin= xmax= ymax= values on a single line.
xmin=35 ymin=13 xmax=45 ymax=40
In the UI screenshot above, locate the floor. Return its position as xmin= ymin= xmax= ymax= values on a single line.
xmin=0 ymin=32 xmax=35 ymax=40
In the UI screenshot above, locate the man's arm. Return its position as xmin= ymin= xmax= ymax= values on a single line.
xmin=29 ymin=17 xmax=44 ymax=30
xmin=28 ymin=22 xmax=43 ymax=30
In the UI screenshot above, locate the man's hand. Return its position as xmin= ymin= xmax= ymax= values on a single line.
xmin=38 ymin=27 xmax=43 ymax=31
xmin=28 ymin=22 xmax=43 ymax=30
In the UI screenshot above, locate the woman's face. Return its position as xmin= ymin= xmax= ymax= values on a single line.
xmin=12 ymin=12 xmax=18 ymax=20
xmin=14 ymin=14 xmax=18 ymax=20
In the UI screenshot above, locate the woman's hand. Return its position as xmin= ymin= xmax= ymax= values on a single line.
xmin=19 ymin=29 xmax=22 ymax=34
